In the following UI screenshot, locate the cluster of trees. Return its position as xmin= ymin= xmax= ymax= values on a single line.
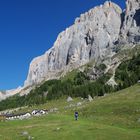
xmin=0 ymin=71 xmax=112 ymax=111
xmin=115 ymin=54 xmax=140 ymax=90
xmin=47 ymin=73 xmax=112 ymax=100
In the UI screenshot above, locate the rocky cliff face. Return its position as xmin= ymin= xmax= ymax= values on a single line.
xmin=1 ymin=0 xmax=140 ymax=100
xmin=120 ymin=0 xmax=140 ymax=44
xmin=24 ymin=1 xmax=123 ymax=87
xmin=24 ymin=0 xmax=140 ymax=87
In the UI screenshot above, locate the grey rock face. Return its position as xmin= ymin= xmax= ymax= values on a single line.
xmin=1 ymin=0 xmax=140 ymax=100
xmin=24 ymin=1 xmax=122 ymax=87
xmin=67 ymin=96 xmax=73 ymax=102
xmin=120 ymin=0 xmax=140 ymax=44
xmin=88 ymin=95 xmax=93 ymax=102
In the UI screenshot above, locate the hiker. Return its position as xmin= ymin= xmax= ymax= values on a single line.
xmin=75 ymin=111 xmax=78 ymax=121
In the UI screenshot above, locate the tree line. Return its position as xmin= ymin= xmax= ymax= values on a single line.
xmin=0 ymin=72 xmax=112 ymax=111
xmin=0 ymin=54 xmax=140 ymax=111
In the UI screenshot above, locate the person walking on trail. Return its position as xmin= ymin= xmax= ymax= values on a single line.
xmin=75 ymin=111 xmax=79 ymax=121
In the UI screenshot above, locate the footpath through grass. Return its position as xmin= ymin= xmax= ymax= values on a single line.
xmin=0 ymin=84 xmax=140 ymax=140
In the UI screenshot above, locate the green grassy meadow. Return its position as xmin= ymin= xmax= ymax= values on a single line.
xmin=0 ymin=84 xmax=140 ymax=140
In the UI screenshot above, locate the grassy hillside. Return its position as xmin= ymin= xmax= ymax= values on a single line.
xmin=0 ymin=84 xmax=140 ymax=140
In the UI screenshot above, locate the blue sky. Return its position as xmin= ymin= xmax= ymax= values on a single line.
xmin=0 ymin=0 xmax=125 ymax=90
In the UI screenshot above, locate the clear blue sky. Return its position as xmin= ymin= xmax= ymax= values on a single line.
xmin=0 ymin=0 xmax=125 ymax=90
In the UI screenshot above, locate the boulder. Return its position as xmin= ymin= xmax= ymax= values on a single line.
xmin=77 ymin=102 xmax=82 ymax=106
xmin=88 ymin=95 xmax=93 ymax=102
xmin=67 ymin=97 xmax=73 ymax=102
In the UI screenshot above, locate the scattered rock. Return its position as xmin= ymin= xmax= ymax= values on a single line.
xmin=67 ymin=97 xmax=73 ymax=102
xmin=28 ymin=136 xmax=34 ymax=140
xmin=69 ymin=104 xmax=75 ymax=108
xmin=104 ymin=94 xmax=108 ymax=97
xmin=21 ymin=131 xmax=28 ymax=136
xmin=77 ymin=102 xmax=82 ymax=106
xmin=57 ymin=128 xmax=60 ymax=131
xmin=88 ymin=95 xmax=93 ymax=102
xmin=49 ymin=108 xmax=59 ymax=113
